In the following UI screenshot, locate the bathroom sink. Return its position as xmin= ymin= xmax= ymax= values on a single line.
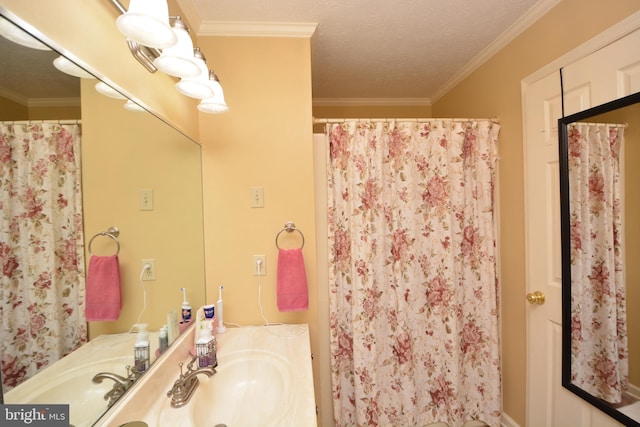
xmin=184 ymin=350 xmax=294 ymax=427
xmin=6 ymin=356 xmax=132 ymax=427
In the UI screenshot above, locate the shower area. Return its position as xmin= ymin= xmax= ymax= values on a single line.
xmin=314 ymin=118 xmax=502 ymax=427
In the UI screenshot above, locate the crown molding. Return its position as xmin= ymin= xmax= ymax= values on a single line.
xmin=0 ymin=87 xmax=27 ymax=106
xmin=313 ymin=97 xmax=431 ymax=107
xmin=430 ymin=0 xmax=561 ymax=103
xmin=198 ymin=21 xmax=317 ymax=38
xmin=29 ymin=97 xmax=80 ymax=107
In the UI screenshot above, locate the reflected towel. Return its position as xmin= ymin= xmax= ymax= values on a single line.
xmin=277 ymin=248 xmax=308 ymax=312
xmin=85 ymin=255 xmax=121 ymax=321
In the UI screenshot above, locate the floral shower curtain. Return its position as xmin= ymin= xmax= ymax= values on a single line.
xmin=327 ymin=120 xmax=501 ymax=427
xmin=0 ymin=122 xmax=87 ymax=390
xmin=567 ymin=123 xmax=628 ymax=404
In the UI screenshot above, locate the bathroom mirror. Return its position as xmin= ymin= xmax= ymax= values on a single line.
xmin=0 ymin=11 xmax=206 ymax=425
xmin=560 ymin=91 xmax=640 ymax=427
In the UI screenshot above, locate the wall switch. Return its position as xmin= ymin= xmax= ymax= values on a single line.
xmin=140 ymin=189 xmax=153 ymax=211
xmin=141 ymin=259 xmax=156 ymax=281
xmin=253 ymin=255 xmax=266 ymax=276
xmin=250 ymin=186 xmax=264 ymax=208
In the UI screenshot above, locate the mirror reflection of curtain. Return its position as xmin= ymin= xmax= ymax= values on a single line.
xmin=0 ymin=122 xmax=87 ymax=391
xmin=327 ymin=120 xmax=501 ymax=426
xmin=568 ymin=122 xmax=629 ymax=404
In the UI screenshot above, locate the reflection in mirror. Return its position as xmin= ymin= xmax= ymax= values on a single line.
xmin=560 ymin=91 xmax=640 ymax=427
xmin=0 ymin=13 xmax=206 ymax=426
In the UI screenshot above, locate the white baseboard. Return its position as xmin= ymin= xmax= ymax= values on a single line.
xmin=501 ymin=412 xmax=521 ymax=427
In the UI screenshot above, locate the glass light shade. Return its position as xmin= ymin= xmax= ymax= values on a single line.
xmin=175 ymin=52 xmax=214 ymax=99
xmin=0 ymin=17 xmax=50 ymax=51
xmin=198 ymin=78 xmax=229 ymax=114
xmin=124 ymin=100 xmax=146 ymax=112
xmin=95 ymin=81 xmax=127 ymax=99
xmin=53 ymin=56 xmax=93 ymax=79
xmin=116 ymin=0 xmax=176 ymax=49
xmin=153 ymin=18 xmax=199 ymax=78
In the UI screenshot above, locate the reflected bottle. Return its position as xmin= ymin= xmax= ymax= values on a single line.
xmin=134 ymin=323 xmax=150 ymax=373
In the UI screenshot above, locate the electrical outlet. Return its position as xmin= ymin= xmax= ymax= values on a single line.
xmin=141 ymin=259 xmax=156 ymax=281
xmin=253 ymin=255 xmax=266 ymax=276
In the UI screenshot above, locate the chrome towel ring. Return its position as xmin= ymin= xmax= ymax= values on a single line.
xmin=275 ymin=221 xmax=304 ymax=250
xmin=88 ymin=226 xmax=120 ymax=256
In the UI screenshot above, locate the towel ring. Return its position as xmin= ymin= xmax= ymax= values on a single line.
xmin=88 ymin=227 xmax=120 ymax=256
xmin=275 ymin=221 xmax=304 ymax=250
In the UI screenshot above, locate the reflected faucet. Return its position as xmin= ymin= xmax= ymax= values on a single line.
xmin=92 ymin=366 xmax=139 ymax=406
xmin=166 ymin=356 xmax=216 ymax=408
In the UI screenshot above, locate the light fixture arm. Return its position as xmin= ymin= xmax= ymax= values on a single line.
xmin=109 ymin=0 xmax=161 ymax=73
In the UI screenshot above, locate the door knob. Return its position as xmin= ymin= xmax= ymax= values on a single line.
xmin=526 ymin=291 xmax=545 ymax=305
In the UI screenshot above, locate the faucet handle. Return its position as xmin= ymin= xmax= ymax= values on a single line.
xmin=185 ymin=356 xmax=198 ymax=373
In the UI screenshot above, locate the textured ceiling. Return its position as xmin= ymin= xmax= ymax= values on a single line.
xmin=0 ymin=0 xmax=552 ymax=106
xmin=186 ymin=0 xmax=548 ymax=103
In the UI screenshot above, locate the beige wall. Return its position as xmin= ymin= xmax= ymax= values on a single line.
xmin=80 ymin=79 xmax=206 ymax=337
xmin=433 ymin=0 xmax=640 ymax=424
xmin=196 ymin=34 xmax=322 ymax=414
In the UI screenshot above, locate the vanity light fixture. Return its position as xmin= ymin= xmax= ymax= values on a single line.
xmin=0 ymin=16 xmax=50 ymax=51
xmin=109 ymin=0 xmax=229 ymax=113
xmin=95 ymin=81 xmax=127 ymax=99
xmin=153 ymin=17 xmax=200 ymax=78
xmin=115 ymin=0 xmax=176 ymax=49
xmin=198 ymin=71 xmax=229 ymax=114
xmin=124 ymin=99 xmax=146 ymax=112
xmin=53 ymin=55 xmax=94 ymax=79
xmin=175 ymin=48 xmax=215 ymax=99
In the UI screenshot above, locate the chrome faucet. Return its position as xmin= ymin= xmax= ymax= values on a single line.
xmin=166 ymin=356 xmax=216 ymax=408
xmin=92 ymin=366 xmax=139 ymax=406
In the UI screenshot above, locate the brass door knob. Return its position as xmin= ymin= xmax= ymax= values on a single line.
xmin=526 ymin=291 xmax=545 ymax=305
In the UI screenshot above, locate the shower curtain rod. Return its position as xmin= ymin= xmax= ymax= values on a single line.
xmin=572 ymin=121 xmax=628 ymax=128
xmin=312 ymin=117 xmax=500 ymax=124
xmin=1 ymin=120 xmax=82 ymax=125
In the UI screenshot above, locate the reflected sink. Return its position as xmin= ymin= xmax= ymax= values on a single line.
xmin=6 ymin=356 xmax=131 ymax=427
xmin=183 ymin=350 xmax=294 ymax=427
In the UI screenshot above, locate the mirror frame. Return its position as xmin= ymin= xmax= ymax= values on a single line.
xmin=559 ymin=90 xmax=640 ymax=427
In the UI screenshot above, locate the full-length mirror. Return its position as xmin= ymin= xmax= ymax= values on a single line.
xmin=0 ymin=11 xmax=206 ymax=426
xmin=560 ymin=91 xmax=640 ymax=427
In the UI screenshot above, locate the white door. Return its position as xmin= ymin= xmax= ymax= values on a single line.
xmin=523 ymin=25 xmax=640 ymax=427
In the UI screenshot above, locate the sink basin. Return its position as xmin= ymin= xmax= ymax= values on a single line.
xmin=5 ymin=356 xmax=132 ymax=427
xmin=187 ymin=350 xmax=294 ymax=427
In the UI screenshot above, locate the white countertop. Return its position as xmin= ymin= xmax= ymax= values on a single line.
xmin=96 ymin=323 xmax=317 ymax=427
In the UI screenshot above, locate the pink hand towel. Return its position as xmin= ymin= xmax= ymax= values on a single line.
xmin=85 ymin=255 xmax=122 ymax=321
xmin=277 ymin=248 xmax=309 ymax=312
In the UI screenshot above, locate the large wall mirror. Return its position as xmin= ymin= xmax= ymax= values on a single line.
xmin=0 ymin=9 xmax=206 ymax=426
xmin=560 ymin=91 xmax=640 ymax=427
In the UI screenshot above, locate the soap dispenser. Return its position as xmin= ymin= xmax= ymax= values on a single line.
xmin=134 ymin=323 xmax=150 ymax=373
xmin=195 ymin=326 xmax=217 ymax=368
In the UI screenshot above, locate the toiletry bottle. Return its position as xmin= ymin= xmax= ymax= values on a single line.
xmin=195 ymin=327 xmax=216 ymax=368
xmin=159 ymin=325 xmax=168 ymax=354
xmin=134 ymin=323 xmax=150 ymax=373
xmin=180 ymin=287 xmax=191 ymax=322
